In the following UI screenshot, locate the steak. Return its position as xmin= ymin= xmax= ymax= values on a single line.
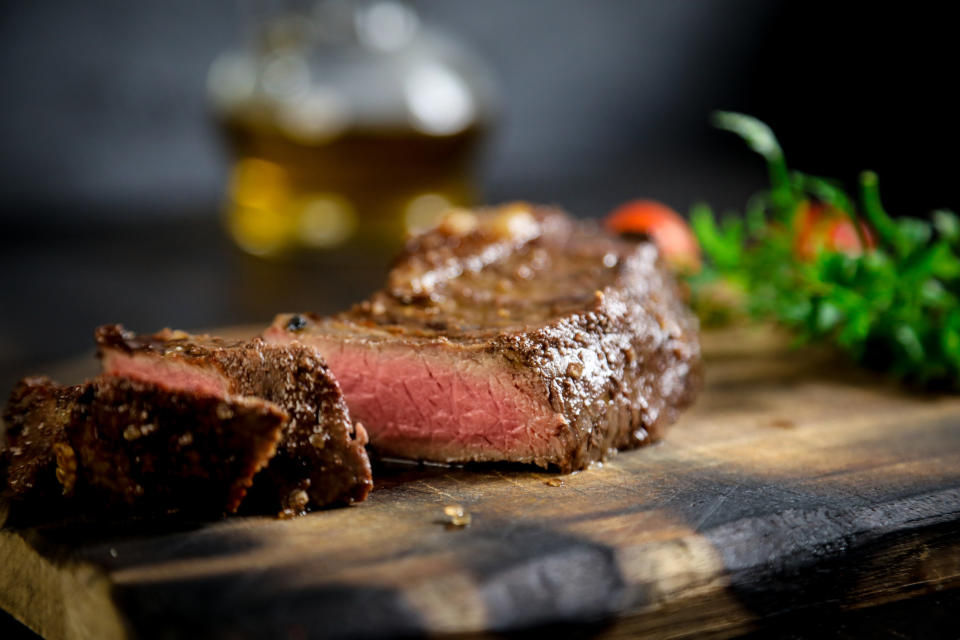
xmin=1 ymin=376 xmax=286 ymax=515
xmin=265 ymin=204 xmax=702 ymax=472
xmin=96 ymin=328 xmax=373 ymax=513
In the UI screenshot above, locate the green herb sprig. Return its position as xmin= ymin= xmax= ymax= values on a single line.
xmin=691 ymin=112 xmax=960 ymax=388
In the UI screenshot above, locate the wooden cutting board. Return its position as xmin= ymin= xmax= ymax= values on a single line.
xmin=2 ymin=326 xmax=960 ymax=640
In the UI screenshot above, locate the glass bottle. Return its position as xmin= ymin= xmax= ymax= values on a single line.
xmin=208 ymin=0 xmax=497 ymax=259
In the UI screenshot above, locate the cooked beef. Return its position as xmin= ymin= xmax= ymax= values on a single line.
xmin=2 ymin=376 xmax=79 ymax=500
xmin=265 ymin=204 xmax=702 ymax=472
xmin=97 ymin=329 xmax=372 ymax=513
xmin=1 ymin=376 xmax=286 ymax=514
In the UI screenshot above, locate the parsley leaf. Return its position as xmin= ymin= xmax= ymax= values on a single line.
xmin=691 ymin=112 xmax=960 ymax=389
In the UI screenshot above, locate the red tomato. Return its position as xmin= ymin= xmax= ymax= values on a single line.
xmin=794 ymin=202 xmax=875 ymax=260
xmin=605 ymin=200 xmax=701 ymax=272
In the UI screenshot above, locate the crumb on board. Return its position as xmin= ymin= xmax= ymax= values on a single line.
xmin=443 ymin=504 xmax=471 ymax=527
xmin=769 ymin=418 xmax=796 ymax=429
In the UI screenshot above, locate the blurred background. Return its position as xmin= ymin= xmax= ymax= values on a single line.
xmin=0 ymin=0 xmax=956 ymax=399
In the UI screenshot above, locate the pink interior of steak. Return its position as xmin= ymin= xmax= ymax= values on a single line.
xmin=101 ymin=351 xmax=230 ymax=398
xmin=264 ymin=330 xmax=567 ymax=463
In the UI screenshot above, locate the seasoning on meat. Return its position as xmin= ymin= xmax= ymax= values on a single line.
xmin=1 ymin=376 xmax=286 ymax=515
xmin=266 ymin=204 xmax=702 ymax=472
xmin=96 ymin=329 xmax=373 ymax=512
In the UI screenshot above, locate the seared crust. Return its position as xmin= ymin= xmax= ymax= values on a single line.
xmin=270 ymin=204 xmax=702 ymax=471
xmin=1 ymin=376 xmax=77 ymax=499
xmin=96 ymin=328 xmax=373 ymax=511
xmin=489 ymin=248 xmax=702 ymax=470
xmin=2 ymin=376 xmax=286 ymax=514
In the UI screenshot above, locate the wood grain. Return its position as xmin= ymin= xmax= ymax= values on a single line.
xmin=2 ymin=325 xmax=960 ymax=639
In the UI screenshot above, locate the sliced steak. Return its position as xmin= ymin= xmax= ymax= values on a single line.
xmin=97 ymin=328 xmax=373 ymax=513
xmin=2 ymin=376 xmax=80 ymax=500
xmin=265 ymin=204 xmax=702 ymax=472
xmin=1 ymin=376 xmax=285 ymax=515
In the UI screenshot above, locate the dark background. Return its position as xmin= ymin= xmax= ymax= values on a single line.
xmin=0 ymin=1 xmax=957 ymax=397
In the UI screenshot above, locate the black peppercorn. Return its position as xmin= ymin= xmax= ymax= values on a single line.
xmin=286 ymin=315 xmax=308 ymax=332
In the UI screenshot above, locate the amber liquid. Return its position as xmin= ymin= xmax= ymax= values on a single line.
xmin=219 ymin=115 xmax=481 ymax=259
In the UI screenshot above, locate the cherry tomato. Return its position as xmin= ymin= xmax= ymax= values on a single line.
xmin=606 ymin=199 xmax=701 ymax=272
xmin=794 ymin=201 xmax=875 ymax=260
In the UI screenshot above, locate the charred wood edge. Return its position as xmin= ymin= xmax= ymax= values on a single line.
xmin=524 ymin=487 xmax=960 ymax=639
xmin=691 ymin=487 xmax=960 ymax=637
xmin=2 ymin=487 xmax=959 ymax=640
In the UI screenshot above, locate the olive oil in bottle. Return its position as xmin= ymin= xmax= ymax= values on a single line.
xmin=220 ymin=118 xmax=482 ymax=258
xmin=208 ymin=1 xmax=496 ymax=259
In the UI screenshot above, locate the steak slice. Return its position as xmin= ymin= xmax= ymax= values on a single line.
xmin=97 ymin=328 xmax=373 ymax=513
xmin=1 ymin=376 xmax=285 ymax=515
xmin=265 ymin=204 xmax=702 ymax=472
xmin=2 ymin=376 xmax=80 ymax=500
